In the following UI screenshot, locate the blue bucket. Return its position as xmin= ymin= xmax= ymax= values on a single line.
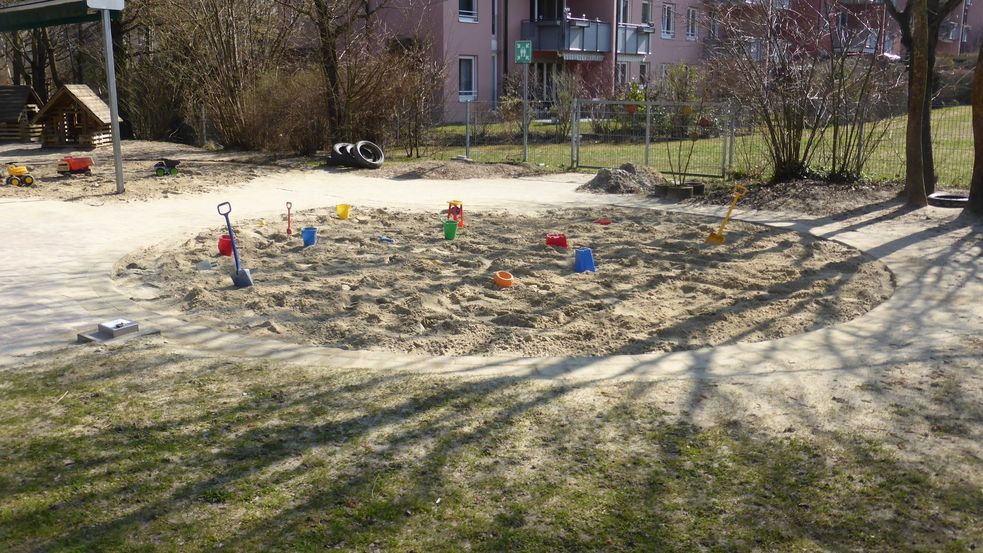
xmin=574 ymin=247 xmax=597 ymax=273
xmin=301 ymin=227 xmax=317 ymax=247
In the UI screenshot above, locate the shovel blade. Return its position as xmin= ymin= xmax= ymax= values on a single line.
xmin=705 ymin=232 xmax=725 ymax=245
xmin=231 ymin=268 xmax=254 ymax=288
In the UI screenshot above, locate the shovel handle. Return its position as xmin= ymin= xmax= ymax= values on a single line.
xmin=286 ymin=202 xmax=292 ymax=210
xmin=217 ymin=202 xmax=232 ymax=216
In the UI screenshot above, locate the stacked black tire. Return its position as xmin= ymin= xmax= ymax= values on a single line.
xmin=330 ymin=141 xmax=385 ymax=170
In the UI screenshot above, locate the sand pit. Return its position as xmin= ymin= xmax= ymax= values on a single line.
xmin=115 ymin=208 xmax=894 ymax=357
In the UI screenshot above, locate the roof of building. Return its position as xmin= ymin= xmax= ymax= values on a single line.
xmin=0 ymin=85 xmax=43 ymax=124
xmin=34 ymin=83 xmax=113 ymax=125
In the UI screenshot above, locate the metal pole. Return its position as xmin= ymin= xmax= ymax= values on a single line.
xmin=728 ymin=104 xmax=736 ymax=176
xmin=644 ymin=101 xmax=651 ymax=166
xmin=465 ymin=100 xmax=471 ymax=160
xmin=856 ymin=115 xmax=865 ymax=171
xmin=102 ymin=9 xmax=125 ymax=194
xmin=570 ymin=98 xmax=577 ymax=168
xmin=522 ymin=66 xmax=528 ymax=162
xmin=721 ymin=108 xmax=727 ymax=179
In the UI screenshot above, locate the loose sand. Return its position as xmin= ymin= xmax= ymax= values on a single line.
xmin=116 ymin=207 xmax=894 ymax=357
xmin=0 ymin=141 xmax=292 ymax=204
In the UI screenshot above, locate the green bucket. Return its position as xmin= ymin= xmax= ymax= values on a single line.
xmin=443 ymin=220 xmax=459 ymax=240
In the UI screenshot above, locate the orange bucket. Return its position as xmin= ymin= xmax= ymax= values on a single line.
xmin=494 ymin=271 xmax=514 ymax=288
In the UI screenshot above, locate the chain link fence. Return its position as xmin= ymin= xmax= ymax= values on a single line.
xmin=427 ymin=99 xmax=972 ymax=188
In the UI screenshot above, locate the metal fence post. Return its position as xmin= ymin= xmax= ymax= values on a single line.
xmin=728 ymin=104 xmax=736 ymax=176
xmin=465 ymin=100 xmax=471 ymax=160
xmin=721 ymin=105 xmax=728 ymax=179
xmin=644 ymin=101 xmax=651 ymax=166
xmin=571 ymin=98 xmax=578 ymax=168
xmin=856 ymin=116 xmax=865 ymax=171
xmin=522 ymin=66 xmax=529 ymax=163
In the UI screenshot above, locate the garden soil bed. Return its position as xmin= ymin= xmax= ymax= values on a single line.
xmin=115 ymin=207 xmax=894 ymax=357
xmin=685 ymin=179 xmax=905 ymax=218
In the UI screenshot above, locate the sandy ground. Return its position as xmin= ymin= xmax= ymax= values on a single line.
xmin=115 ymin=207 xmax=894 ymax=356
xmin=351 ymin=159 xmax=557 ymax=180
xmin=0 ymin=141 xmax=294 ymax=204
xmin=684 ymin=179 xmax=907 ymax=217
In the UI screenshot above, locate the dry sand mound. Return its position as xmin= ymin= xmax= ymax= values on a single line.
xmin=578 ymin=163 xmax=667 ymax=195
xmin=116 ymin=208 xmax=894 ymax=357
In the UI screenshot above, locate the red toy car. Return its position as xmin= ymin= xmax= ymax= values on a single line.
xmin=57 ymin=156 xmax=94 ymax=175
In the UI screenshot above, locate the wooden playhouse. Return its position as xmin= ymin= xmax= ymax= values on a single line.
xmin=33 ymin=84 xmax=115 ymax=148
xmin=0 ymin=85 xmax=44 ymax=143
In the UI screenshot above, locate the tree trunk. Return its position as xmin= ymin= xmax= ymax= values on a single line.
xmin=313 ymin=2 xmax=344 ymax=144
xmin=906 ymin=0 xmax=929 ymax=208
xmin=968 ymin=41 xmax=983 ymax=214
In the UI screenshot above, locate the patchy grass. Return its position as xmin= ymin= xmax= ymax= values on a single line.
xmin=0 ymin=341 xmax=980 ymax=551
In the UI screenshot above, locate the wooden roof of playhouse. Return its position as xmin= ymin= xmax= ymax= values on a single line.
xmin=0 ymin=85 xmax=44 ymax=124
xmin=34 ymin=84 xmax=112 ymax=126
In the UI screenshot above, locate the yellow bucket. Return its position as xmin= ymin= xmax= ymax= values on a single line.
xmin=336 ymin=204 xmax=352 ymax=220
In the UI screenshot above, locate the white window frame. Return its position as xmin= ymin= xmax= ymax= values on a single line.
xmin=641 ymin=0 xmax=651 ymax=24
xmin=619 ymin=0 xmax=631 ymax=23
xmin=963 ymin=26 xmax=971 ymax=43
xmin=458 ymin=56 xmax=477 ymax=101
xmin=616 ymin=62 xmax=629 ymax=85
xmin=459 ymin=0 xmax=478 ymax=23
xmin=662 ymin=3 xmax=675 ymax=39
xmin=686 ymin=8 xmax=698 ymax=40
xmin=639 ymin=62 xmax=649 ymax=83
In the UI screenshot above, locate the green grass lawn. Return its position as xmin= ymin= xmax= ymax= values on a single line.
xmin=413 ymin=106 xmax=972 ymax=188
xmin=1 ymin=341 xmax=979 ymax=551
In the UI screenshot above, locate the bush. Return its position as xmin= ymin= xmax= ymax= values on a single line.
xmin=241 ymin=68 xmax=328 ymax=154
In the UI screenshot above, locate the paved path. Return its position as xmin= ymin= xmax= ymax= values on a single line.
xmin=1 ymin=170 xmax=980 ymax=383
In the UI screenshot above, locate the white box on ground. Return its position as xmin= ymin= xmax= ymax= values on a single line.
xmin=98 ymin=319 xmax=139 ymax=338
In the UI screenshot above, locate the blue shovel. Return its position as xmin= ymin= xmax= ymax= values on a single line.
xmin=217 ymin=202 xmax=253 ymax=288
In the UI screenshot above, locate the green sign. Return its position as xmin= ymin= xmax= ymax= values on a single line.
xmin=515 ymin=40 xmax=532 ymax=64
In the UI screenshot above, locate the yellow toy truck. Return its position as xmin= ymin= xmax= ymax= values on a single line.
xmin=4 ymin=163 xmax=35 ymax=187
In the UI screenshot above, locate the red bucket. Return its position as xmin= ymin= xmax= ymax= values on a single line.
xmin=218 ymin=234 xmax=233 ymax=256
xmin=546 ymin=233 xmax=568 ymax=248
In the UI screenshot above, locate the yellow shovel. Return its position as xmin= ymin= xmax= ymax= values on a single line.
xmin=706 ymin=184 xmax=749 ymax=245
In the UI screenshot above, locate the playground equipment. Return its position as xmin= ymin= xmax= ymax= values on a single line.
xmin=705 ymin=184 xmax=749 ymax=245
xmin=4 ymin=162 xmax=34 ymax=186
xmin=447 ymin=200 xmax=464 ymax=228
xmin=285 ymin=202 xmax=293 ymax=235
xmin=546 ymin=233 xmax=569 ymax=248
xmin=574 ymin=248 xmax=597 ymax=273
xmin=302 ymin=227 xmax=318 ymax=247
xmin=336 ymin=204 xmax=352 ymax=220
xmin=494 ymin=271 xmax=514 ymax=288
xmin=154 ymin=159 xmax=180 ymax=177
xmin=57 ymin=156 xmax=94 ymax=175
xmin=216 ymin=202 xmax=253 ymax=288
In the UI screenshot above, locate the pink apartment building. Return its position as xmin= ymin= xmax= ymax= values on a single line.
xmin=398 ymin=0 xmax=979 ymax=121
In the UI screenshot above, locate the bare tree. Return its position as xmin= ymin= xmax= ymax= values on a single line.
xmin=969 ymin=42 xmax=983 ymax=215
xmin=886 ymin=0 xmax=965 ymax=195
xmin=906 ymin=0 xmax=930 ymax=207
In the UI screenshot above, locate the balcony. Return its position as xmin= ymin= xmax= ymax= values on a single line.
xmin=617 ymin=23 xmax=654 ymax=56
xmin=520 ymin=17 xmax=612 ymax=59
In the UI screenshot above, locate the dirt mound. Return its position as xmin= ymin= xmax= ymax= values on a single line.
xmin=578 ymin=164 xmax=667 ymax=195
xmin=356 ymin=160 xmax=555 ymax=180
xmin=116 ymin=207 xmax=894 ymax=357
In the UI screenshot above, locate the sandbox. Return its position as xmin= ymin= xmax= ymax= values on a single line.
xmin=115 ymin=208 xmax=894 ymax=357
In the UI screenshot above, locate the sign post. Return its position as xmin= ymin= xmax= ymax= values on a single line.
xmin=515 ymin=40 xmax=532 ymax=163
xmin=89 ymin=0 xmax=126 ymax=194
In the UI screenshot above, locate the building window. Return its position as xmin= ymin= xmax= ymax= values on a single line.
xmin=686 ymin=8 xmax=698 ymax=40
xmin=659 ymin=63 xmax=670 ymax=81
xmin=662 ymin=3 xmax=675 ymax=38
xmin=459 ymin=0 xmax=478 ymax=22
xmin=459 ymin=56 xmax=477 ymax=100
xmin=837 ymin=11 xmax=848 ymax=32
xmin=963 ymin=26 xmax=971 ymax=43
xmin=884 ymin=32 xmax=895 ymax=52
xmin=708 ymin=16 xmax=719 ymax=39
xmin=619 ymin=0 xmax=630 ymax=23
xmin=641 ymin=0 xmax=651 ymax=24
xmin=639 ymin=63 xmax=649 ymax=83
xmin=616 ymin=62 xmax=629 ymax=84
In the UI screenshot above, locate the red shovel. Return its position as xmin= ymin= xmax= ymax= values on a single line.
xmin=286 ymin=202 xmax=293 ymax=235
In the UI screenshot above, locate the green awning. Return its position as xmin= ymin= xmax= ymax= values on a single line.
xmin=0 ymin=0 xmax=119 ymax=33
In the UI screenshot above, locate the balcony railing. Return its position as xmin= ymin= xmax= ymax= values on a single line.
xmin=617 ymin=23 xmax=654 ymax=55
xmin=520 ymin=17 xmax=612 ymax=54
